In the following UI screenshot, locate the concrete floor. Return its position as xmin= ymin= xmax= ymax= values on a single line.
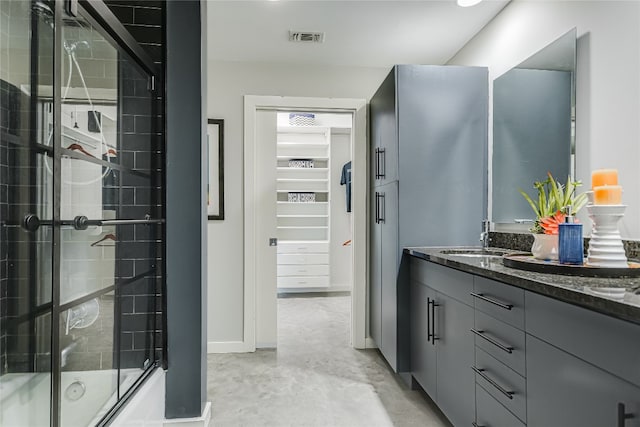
xmin=207 ymin=295 xmax=450 ymax=427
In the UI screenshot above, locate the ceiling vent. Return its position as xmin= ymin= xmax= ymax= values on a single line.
xmin=289 ymin=31 xmax=325 ymax=43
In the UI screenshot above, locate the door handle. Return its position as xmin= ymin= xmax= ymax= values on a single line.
xmin=470 ymin=329 xmax=514 ymax=354
xmin=618 ymin=403 xmax=635 ymax=427
xmin=470 ymin=292 xmax=514 ymax=310
xmin=472 ymin=366 xmax=514 ymax=400
xmin=375 ymin=148 xmax=380 ymax=179
xmin=379 ymin=148 xmax=386 ymax=179
xmin=374 ymin=192 xmax=379 ymax=224
xmin=379 ymin=193 xmax=385 ymax=224
xmin=427 ymin=297 xmax=432 ymax=343
xmin=430 ymin=299 xmax=439 ymax=345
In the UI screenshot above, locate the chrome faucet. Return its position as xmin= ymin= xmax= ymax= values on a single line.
xmin=480 ymin=220 xmax=491 ymax=249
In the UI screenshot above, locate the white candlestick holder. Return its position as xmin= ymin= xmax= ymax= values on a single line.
xmin=586 ymin=204 xmax=628 ymax=268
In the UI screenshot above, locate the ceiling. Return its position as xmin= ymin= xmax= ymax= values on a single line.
xmin=207 ymin=0 xmax=510 ymax=68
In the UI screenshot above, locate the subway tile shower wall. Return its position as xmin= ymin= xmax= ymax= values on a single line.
xmin=105 ymin=0 xmax=166 ymax=369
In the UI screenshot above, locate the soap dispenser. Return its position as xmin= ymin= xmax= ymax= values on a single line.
xmin=559 ymin=206 xmax=584 ymax=265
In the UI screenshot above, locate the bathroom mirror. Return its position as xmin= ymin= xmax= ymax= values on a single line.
xmin=492 ymin=28 xmax=577 ymax=226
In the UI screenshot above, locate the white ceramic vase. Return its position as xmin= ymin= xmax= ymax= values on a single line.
xmin=587 ymin=204 xmax=628 ymax=268
xmin=531 ymin=233 xmax=559 ymax=261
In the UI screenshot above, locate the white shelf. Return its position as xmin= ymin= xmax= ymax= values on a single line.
xmin=277 ymin=167 xmax=329 ymax=171
xmin=277 ymin=156 xmax=329 ymax=161
xmin=277 ymin=215 xmax=328 ymax=218
xmin=277 ymin=226 xmax=328 ymax=230
xmin=277 ymin=142 xmax=328 ymax=147
xmin=277 ymin=126 xmax=329 ymax=134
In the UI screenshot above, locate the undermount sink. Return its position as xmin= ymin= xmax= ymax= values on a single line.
xmin=439 ymin=248 xmax=508 ymax=258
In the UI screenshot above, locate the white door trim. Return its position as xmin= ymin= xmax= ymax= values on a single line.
xmin=243 ymin=95 xmax=368 ymax=350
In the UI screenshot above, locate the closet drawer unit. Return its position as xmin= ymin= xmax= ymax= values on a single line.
xmin=474 ymin=347 xmax=527 ymax=423
xmin=473 ymin=276 xmax=525 ymax=330
xmin=277 ymin=253 xmax=329 ymax=265
xmin=474 ymin=310 xmax=526 ymax=376
xmin=475 ymin=384 xmax=526 ymax=427
xmin=277 ymin=276 xmax=329 ymax=288
xmin=277 ymin=264 xmax=329 ymax=277
xmin=277 ymin=241 xmax=329 ymax=254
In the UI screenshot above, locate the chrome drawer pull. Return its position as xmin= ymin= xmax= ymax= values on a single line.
xmin=471 ymin=329 xmax=514 ymax=354
xmin=470 ymin=292 xmax=514 ymax=310
xmin=472 ymin=366 xmax=514 ymax=400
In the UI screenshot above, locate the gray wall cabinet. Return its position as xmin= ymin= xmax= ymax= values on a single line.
xmin=370 ymin=65 xmax=488 ymax=372
xmin=409 ymin=256 xmax=640 ymax=427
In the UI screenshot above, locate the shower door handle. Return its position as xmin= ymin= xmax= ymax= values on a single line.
xmin=21 ymin=214 xmax=165 ymax=232
xmin=70 ymin=215 xmax=165 ymax=230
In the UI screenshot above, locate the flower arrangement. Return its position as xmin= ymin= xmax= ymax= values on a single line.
xmin=519 ymin=173 xmax=588 ymax=235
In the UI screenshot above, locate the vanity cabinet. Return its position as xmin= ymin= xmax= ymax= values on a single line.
xmin=408 ymin=254 xmax=640 ymax=427
xmin=527 ymin=334 xmax=640 ymax=427
xmin=369 ymin=64 xmax=488 ymax=372
xmin=525 ymin=290 xmax=640 ymax=427
xmin=409 ymin=259 xmax=475 ymax=427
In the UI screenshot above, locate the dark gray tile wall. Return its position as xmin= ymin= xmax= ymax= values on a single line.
xmin=104 ymin=0 xmax=165 ymax=369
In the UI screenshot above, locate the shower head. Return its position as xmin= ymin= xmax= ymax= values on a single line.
xmin=32 ymin=1 xmax=54 ymax=29
xmin=64 ymin=40 xmax=91 ymax=54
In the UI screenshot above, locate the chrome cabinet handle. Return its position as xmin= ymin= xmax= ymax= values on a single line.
xmin=379 ymin=193 xmax=385 ymax=224
xmin=470 ymin=292 xmax=514 ymax=310
xmin=379 ymin=148 xmax=386 ymax=179
xmin=471 ymin=329 xmax=514 ymax=354
xmin=618 ymin=403 xmax=635 ymax=427
xmin=472 ymin=366 xmax=514 ymax=400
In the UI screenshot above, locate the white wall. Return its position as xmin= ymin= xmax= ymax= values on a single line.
xmin=206 ymin=61 xmax=389 ymax=345
xmin=448 ymin=0 xmax=640 ymax=239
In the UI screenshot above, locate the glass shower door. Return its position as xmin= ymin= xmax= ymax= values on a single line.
xmin=0 ymin=1 xmax=55 ymax=426
xmin=1 ymin=1 xmax=162 ymax=426
xmin=55 ymin=6 xmax=161 ymax=427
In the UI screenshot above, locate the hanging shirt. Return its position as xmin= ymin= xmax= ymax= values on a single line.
xmin=340 ymin=161 xmax=352 ymax=213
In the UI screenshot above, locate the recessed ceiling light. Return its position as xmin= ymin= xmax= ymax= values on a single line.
xmin=457 ymin=0 xmax=482 ymax=7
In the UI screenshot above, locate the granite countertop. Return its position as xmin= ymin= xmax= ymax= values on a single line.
xmin=404 ymin=246 xmax=640 ymax=326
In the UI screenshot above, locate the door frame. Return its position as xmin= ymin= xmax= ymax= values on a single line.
xmin=243 ymin=95 xmax=368 ymax=350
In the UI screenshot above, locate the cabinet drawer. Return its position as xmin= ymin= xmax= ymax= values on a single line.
xmin=277 ymin=276 xmax=329 ymax=288
xmin=277 ymin=265 xmax=329 ymax=276
xmin=474 ymin=310 xmax=526 ymax=377
xmin=476 ymin=384 xmax=525 ymax=427
xmin=526 ymin=290 xmax=640 ymax=388
xmin=277 ymin=253 xmax=329 ymax=265
xmin=410 ymin=259 xmax=473 ymax=305
xmin=277 ymin=241 xmax=329 ymax=254
xmin=473 ymin=276 xmax=525 ymax=330
xmin=474 ymin=348 xmax=526 ymax=423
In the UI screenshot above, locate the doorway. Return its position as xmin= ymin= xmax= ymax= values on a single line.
xmin=243 ymin=96 xmax=368 ymax=351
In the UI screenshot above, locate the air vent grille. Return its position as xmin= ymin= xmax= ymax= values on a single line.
xmin=289 ymin=31 xmax=325 ymax=43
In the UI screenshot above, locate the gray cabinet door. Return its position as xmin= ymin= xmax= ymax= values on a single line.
xmin=370 ymin=193 xmax=382 ymax=347
xmin=370 ymin=67 xmax=398 ymax=186
xmin=527 ymin=334 xmax=640 ymax=427
xmin=410 ymin=280 xmax=437 ymax=399
xmin=380 ymin=181 xmax=399 ymax=370
xmin=436 ymin=293 xmax=475 ymax=427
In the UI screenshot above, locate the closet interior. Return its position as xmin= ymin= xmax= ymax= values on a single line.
xmin=275 ymin=112 xmax=353 ymax=294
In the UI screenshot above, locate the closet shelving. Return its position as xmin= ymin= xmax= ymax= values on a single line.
xmin=276 ymin=125 xmax=331 ymax=289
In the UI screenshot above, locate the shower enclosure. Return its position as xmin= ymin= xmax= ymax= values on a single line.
xmin=0 ymin=1 xmax=165 ymax=426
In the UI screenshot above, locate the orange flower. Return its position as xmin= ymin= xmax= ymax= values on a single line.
xmin=539 ymin=210 xmax=566 ymax=235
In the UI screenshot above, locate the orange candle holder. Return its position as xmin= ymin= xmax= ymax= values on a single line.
xmin=593 ymin=185 xmax=622 ymax=205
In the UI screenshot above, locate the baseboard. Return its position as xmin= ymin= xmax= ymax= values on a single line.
xmin=207 ymin=341 xmax=252 ymax=353
xmin=256 ymin=341 xmax=277 ymax=349
xmin=365 ymin=337 xmax=378 ymax=349
xmin=164 ymin=402 xmax=211 ymax=427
